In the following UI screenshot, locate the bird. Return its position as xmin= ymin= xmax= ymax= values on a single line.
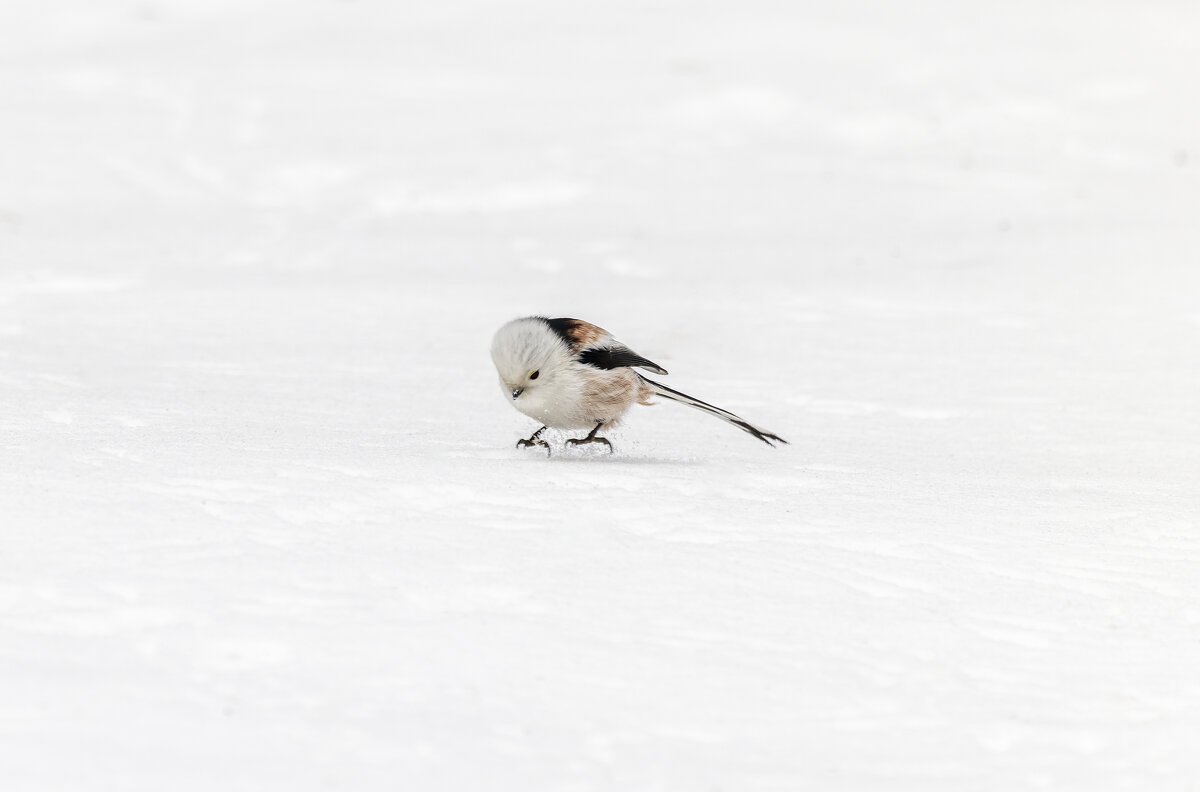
xmin=490 ymin=316 xmax=786 ymax=453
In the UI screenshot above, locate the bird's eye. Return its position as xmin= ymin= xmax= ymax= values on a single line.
xmin=529 ymin=370 xmax=540 ymax=380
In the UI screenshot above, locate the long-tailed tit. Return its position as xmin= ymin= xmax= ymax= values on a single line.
xmin=490 ymin=316 xmax=786 ymax=453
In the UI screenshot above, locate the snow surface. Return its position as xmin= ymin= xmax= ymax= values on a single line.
xmin=2 ymin=1 xmax=1199 ymax=789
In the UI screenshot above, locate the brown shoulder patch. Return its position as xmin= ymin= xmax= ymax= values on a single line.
xmin=540 ymin=317 xmax=609 ymax=350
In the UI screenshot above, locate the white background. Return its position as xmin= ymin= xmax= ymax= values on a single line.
xmin=2 ymin=1 xmax=1198 ymax=789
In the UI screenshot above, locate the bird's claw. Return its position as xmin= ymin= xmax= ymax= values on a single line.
xmin=516 ymin=426 xmax=550 ymax=454
xmin=516 ymin=437 xmax=551 ymax=455
xmin=566 ymin=436 xmax=613 ymax=453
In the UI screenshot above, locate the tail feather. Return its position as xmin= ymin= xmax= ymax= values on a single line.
xmin=638 ymin=375 xmax=787 ymax=447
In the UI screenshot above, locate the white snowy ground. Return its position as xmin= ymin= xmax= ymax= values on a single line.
xmin=2 ymin=1 xmax=1199 ymax=789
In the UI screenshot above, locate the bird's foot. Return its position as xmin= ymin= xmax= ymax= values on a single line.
xmin=566 ymin=422 xmax=612 ymax=453
xmin=566 ymin=435 xmax=613 ymax=453
xmin=516 ymin=427 xmax=551 ymax=455
xmin=516 ymin=437 xmax=551 ymax=454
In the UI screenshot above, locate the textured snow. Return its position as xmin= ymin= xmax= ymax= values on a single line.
xmin=2 ymin=1 xmax=1199 ymax=789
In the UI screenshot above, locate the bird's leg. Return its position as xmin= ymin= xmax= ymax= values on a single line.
xmin=516 ymin=425 xmax=551 ymax=454
xmin=566 ymin=421 xmax=613 ymax=453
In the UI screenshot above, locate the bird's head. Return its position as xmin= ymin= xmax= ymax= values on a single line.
xmin=490 ymin=318 xmax=571 ymax=405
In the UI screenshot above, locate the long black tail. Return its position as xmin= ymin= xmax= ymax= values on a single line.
xmin=638 ymin=375 xmax=787 ymax=447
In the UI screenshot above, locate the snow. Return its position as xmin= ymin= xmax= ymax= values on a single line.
xmin=2 ymin=0 xmax=1199 ymax=789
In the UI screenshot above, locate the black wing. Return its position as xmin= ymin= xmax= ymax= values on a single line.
xmin=579 ymin=345 xmax=668 ymax=375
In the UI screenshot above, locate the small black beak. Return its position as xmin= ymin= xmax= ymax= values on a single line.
xmin=511 ymin=387 xmax=524 ymax=400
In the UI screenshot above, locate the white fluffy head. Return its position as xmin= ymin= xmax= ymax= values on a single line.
xmin=490 ymin=317 xmax=574 ymax=408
